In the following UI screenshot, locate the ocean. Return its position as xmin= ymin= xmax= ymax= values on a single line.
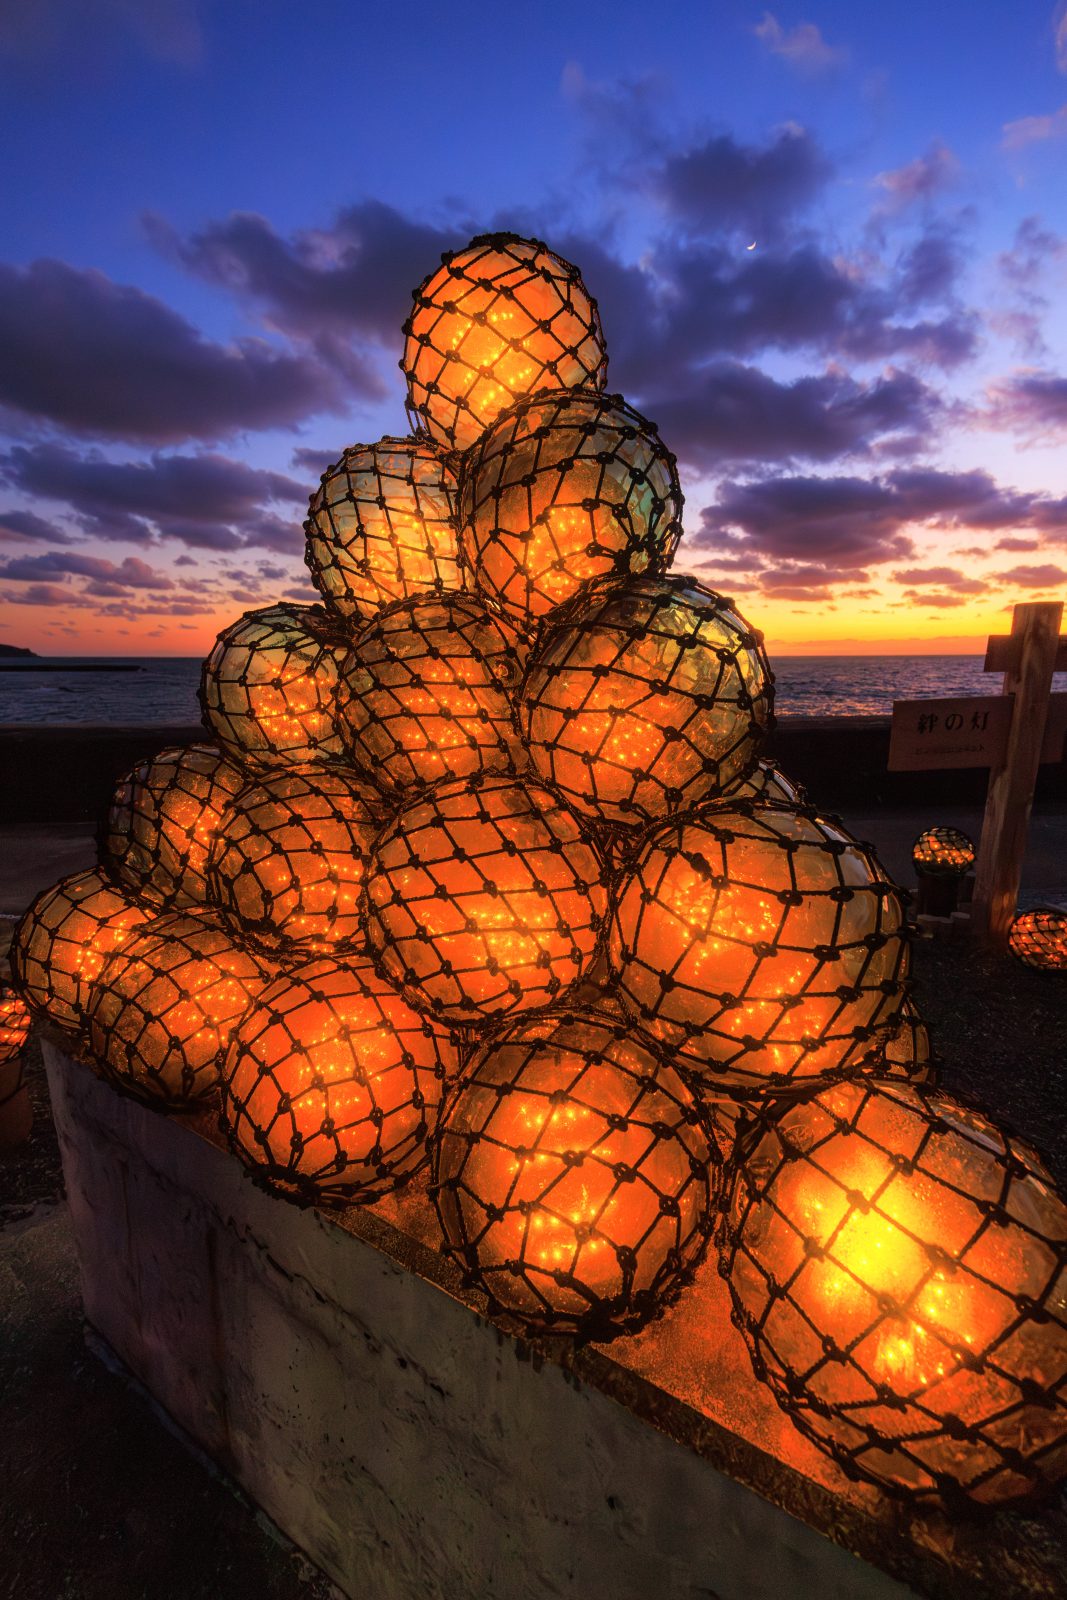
xmin=3 ymin=654 xmax=1063 ymax=725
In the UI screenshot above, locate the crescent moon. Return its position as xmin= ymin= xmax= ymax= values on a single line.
xmin=746 ymin=241 xmax=757 ymax=251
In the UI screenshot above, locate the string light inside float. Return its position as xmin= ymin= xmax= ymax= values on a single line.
xmin=304 ymin=435 xmax=461 ymax=620
xmin=221 ymin=956 xmax=458 ymax=1203
xmin=401 ymin=233 xmax=607 ymax=453
xmin=362 ymin=774 xmax=608 ymax=1025
xmin=459 ymin=389 xmax=683 ymax=623
xmin=719 ymin=1076 xmax=1067 ymax=1507
xmin=609 ymin=800 xmax=908 ymax=1097
xmin=520 ymin=575 xmax=774 ymax=832
xmin=434 ymin=1007 xmax=717 ymax=1339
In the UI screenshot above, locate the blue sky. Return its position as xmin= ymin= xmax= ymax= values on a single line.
xmin=1 ymin=0 xmax=1066 ymax=652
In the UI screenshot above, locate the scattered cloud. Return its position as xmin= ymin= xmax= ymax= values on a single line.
xmin=995 ymin=536 xmax=1041 ymax=551
xmin=0 ymin=0 xmax=203 ymax=65
xmin=1056 ymin=1 xmax=1067 ymax=73
xmin=1002 ymin=104 xmax=1067 ymax=150
xmin=0 ymin=259 xmax=349 ymax=445
xmin=0 ymin=551 xmax=174 ymax=590
xmin=653 ymin=125 xmax=831 ymax=239
xmin=0 ymin=445 xmax=306 ymax=551
xmin=873 ymin=142 xmax=959 ymax=213
xmin=0 ymin=508 xmax=77 ymax=544
xmin=890 ymin=566 xmax=986 ymax=593
xmin=753 ymin=13 xmax=846 ymax=72
xmin=695 ymin=467 xmax=1067 ymax=579
xmin=643 ymin=362 xmax=945 ymax=472
xmin=995 ymin=562 xmax=1067 ymax=586
xmin=984 ymin=369 xmax=1067 ymax=440
xmin=145 ymin=200 xmax=465 ymax=365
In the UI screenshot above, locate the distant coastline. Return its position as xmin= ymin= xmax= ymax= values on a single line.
xmin=0 ymin=643 xmax=36 ymax=658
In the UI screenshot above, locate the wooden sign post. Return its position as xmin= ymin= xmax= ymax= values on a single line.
xmin=887 ymin=599 xmax=1066 ymax=950
xmin=971 ymin=601 xmax=1064 ymax=947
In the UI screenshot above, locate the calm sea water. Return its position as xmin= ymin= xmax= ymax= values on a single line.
xmin=3 ymin=653 xmax=1064 ymax=725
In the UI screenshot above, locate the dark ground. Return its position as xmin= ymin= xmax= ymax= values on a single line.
xmin=1 ymin=1055 xmax=339 ymax=1600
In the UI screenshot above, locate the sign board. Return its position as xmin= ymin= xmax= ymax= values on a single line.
xmin=888 ymin=692 xmax=1067 ymax=772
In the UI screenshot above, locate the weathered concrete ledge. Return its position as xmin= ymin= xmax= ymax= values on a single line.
xmin=42 ymin=1041 xmax=1067 ymax=1600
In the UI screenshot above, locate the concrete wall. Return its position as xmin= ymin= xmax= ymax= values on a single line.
xmin=44 ymin=1043 xmax=924 ymax=1600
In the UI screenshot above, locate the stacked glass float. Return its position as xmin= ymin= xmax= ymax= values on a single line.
xmin=13 ymin=233 xmax=1067 ymax=1511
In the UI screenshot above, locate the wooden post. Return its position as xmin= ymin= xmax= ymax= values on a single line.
xmin=971 ymin=600 xmax=1064 ymax=947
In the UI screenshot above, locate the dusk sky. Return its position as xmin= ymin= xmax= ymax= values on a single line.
xmin=2 ymin=0 xmax=1066 ymax=656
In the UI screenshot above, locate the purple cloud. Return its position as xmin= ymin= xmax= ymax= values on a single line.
xmin=1003 ymin=105 xmax=1067 ymax=150
xmin=996 ymin=562 xmax=1067 ymax=586
xmin=654 ymin=125 xmax=831 ymax=239
xmin=985 ymin=370 xmax=1067 ymax=439
xmin=0 ymin=551 xmax=174 ymax=588
xmin=753 ymin=13 xmax=846 ymax=72
xmin=145 ymin=199 xmax=463 ymax=356
xmin=0 ymin=444 xmax=305 ymax=551
xmin=642 ymin=362 xmax=944 ymax=472
xmin=0 ymin=259 xmax=349 ymax=444
xmin=696 ymin=466 xmax=1067 ymax=574
xmin=873 ymin=143 xmax=959 ymax=214
xmin=0 ymin=507 xmax=76 ymax=544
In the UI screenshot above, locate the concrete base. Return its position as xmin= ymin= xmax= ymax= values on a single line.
xmin=43 ymin=1042 xmax=1066 ymax=1600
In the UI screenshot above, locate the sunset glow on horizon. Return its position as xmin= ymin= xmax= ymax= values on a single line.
xmin=2 ymin=1 xmax=1065 ymax=658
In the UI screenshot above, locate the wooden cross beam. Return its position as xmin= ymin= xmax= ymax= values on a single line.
xmin=971 ymin=600 xmax=1065 ymax=947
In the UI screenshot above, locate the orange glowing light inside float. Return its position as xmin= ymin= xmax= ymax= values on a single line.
xmin=1009 ymin=907 xmax=1067 ymax=972
xmin=459 ymin=390 xmax=682 ymax=622
xmin=521 ymin=576 xmax=773 ymax=827
xmin=434 ymin=1010 xmax=715 ymax=1335
xmin=106 ymin=742 xmax=244 ymax=908
xmin=336 ymin=592 xmax=527 ymax=793
xmin=11 ymin=867 xmax=154 ymax=1030
xmin=402 ymin=234 xmax=607 ymax=453
xmin=222 ymin=956 xmax=458 ymax=1201
xmin=609 ymin=803 xmax=907 ymax=1092
xmin=723 ymin=1078 xmax=1067 ymax=1504
xmin=911 ymin=828 xmax=976 ymax=878
xmin=304 ymin=435 xmax=461 ymax=619
xmin=201 ymin=604 xmax=349 ymax=769
xmin=207 ymin=765 xmax=383 ymax=954
xmin=86 ymin=910 xmax=269 ymax=1104
xmin=0 ymin=982 xmax=31 ymax=1064
xmin=364 ymin=775 xmax=608 ymax=1024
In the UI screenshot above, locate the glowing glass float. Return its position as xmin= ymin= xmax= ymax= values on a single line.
xmin=1009 ymin=907 xmax=1067 ymax=972
xmin=912 ymin=827 xmax=976 ymax=877
xmin=86 ymin=909 xmax=269 ymax=1105
xmin=609 ymin=802 xmax=907 ymax=1093
xmin=336 ymin=592 xmax=527 ymax=792
xmin=207 ymin=765 xmax=384 ymax=954
xmin=401 ymin=232 xmax=607 ymax=452
xmin=721 ymin=1078 xmax=1067 ymax=1507
xmin=459 ymin=390 xmax=682 ymax=622
xmin=221 ymin=955 xmax=458 ymax=1202
xmin=434 ymin=1008 xmax=715 ymax=1338
xmin=0 ymin=979 xmax=31 ymax=1064
xmin=864 ymin=996 xmax=937 ymax=1085
xmin=720 ymin=758 xmax=805 ymax=807
xmin=10 ymin=867 xmax=153 ymax=1030
xmin=201 ymin=604 xmax=349 ymax=769
xmin=520 ymin=576 xmax=774 ymax=828
xmin=363 ymin=775 xmax=608 ymax=1024
xmin=106 ymin=742 xmax=244 ymax=907
xmin=304 ymin=435 xmax=460 ymax=620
